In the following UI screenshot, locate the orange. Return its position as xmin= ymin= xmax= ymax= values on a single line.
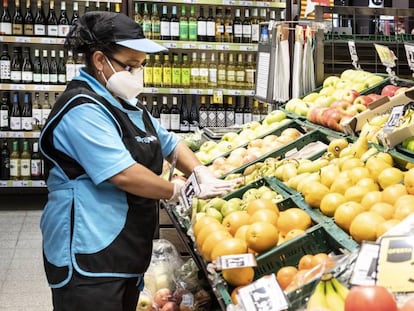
xmin=310 ymin=253 xmax=330 ymax=268
xmin=393 ymin=195 xmax=414 ymax=220
xmin=246 ymin=198 xmax=279 ymax=216
xmin=246 ymin=221 xmax=279 ymax=253
xmin=193 ymin=216 xmax=220 ymax=238
xmin=222 ymin=211 xmax=251 ymax=236
xmin=222 ymin=267 xmax=254 ymax=287
xmin=361 ymin=191 xmax=383 ymax=210
xmin=334 ymin=201 xmax=364 ymax=232
xmin=349 ymin=211 xmax=386 ymax=243
xmin=195 ymin=222 xmax=226 ymax=249
xmin=210 ymin=238 xmax=248 ymax=261
xmin=277 ymin=208 xmax=312 ymax=237
xmin=200 ymin=230 xmax=232 ymax=262
xmin=234 ymin=224 xmax=250 ymax=241
xmin=376 ymin=219 xmax=401 ymax=239
xmin=230 ymin=286 xmax=243 ymax=305
xmin=330 ymin=175 xmax=353 ymax=194
xmin=320 ymin=192 xmax=346 ymax=217
xmin=356 ymin=178 xmax=380 ymax=192
xmin=249 ymin=209 xmax=279 ymax=226
xmin=382 ymin=184 xmax=408 ymax=205
xmin=276 ymin=266 xmax=298 ymax=290
xmin=284 ymin=229 xmax=305 ymax=242
xmin=370 ymin=202 xmax=395 ymax=220
xmin=344 ymin=185 xmax=371 ymax=203
xmin=298 ymin=254 xmax=314 ymax=270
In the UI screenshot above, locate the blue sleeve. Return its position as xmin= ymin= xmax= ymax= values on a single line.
xmin=53 ymin=104 xmax=137 ymax=185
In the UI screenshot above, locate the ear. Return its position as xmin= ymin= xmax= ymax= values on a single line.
xmin=92 ymin=51 xmax=106 ymax=72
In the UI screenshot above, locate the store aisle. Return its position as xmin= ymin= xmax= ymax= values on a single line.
xmin=0 ymin=209 xmax=52 ymax=311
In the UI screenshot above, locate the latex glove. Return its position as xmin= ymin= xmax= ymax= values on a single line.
xmin=193 ymin=165 xmax=219 ymax=184
xmin=196 ymin=179 xmax=241 ymax=199
xmin=166 ymin=180 xmax=184 ymax=204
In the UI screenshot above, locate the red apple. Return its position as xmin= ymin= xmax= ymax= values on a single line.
xmin=307 ymin=106 xmax=328 ymax=125
xmin=366 ymin=93 xmax=384 ymax=101
xmin=161 ymin=301 xmax=179 ymax=311
xmin=344 ymin=285 xmax=398 ymax=311
xmin=353 ymin=95 xmax=373 ymax=107
xmin=345 ymin=103 xmax=367 ymax=116
xmin=331 ymin=99 xmax=353 ymax=112
xmin=343 ymin=89 xmax=360 ymax=103
xmin=381 ymin=85 xmax=400 ymax=97
xmin=322 ymin=107 xmax=346 ymax=131
xmin=154 ymin=288 xmax=173 ymax=308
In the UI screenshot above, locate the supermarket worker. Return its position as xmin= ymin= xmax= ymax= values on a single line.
xmin=38 ymin=11 xmax=239 ymax=311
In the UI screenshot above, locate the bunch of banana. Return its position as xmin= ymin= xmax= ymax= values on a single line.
xmin=306 ymin=274 xmax=350 ymax=311
xmin=390 ymin=106 xmax=414 ymax=132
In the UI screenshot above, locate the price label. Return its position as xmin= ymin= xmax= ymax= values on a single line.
xmin=12 ymin=181 xmax=23 ymax=187
xmin=238 ymin=274 xmax=289 ymax=311
xmin=10 ymin=84 xmax=25 ymax=90
xmin=21 ymin=180 xmax=30 ymax=187
xmin=0 ymin=36 xmax=3 ymax=41
xmin=171 ymin=88 xmax=179 ymax=94
xmin=350 ymin=241 xmax=380 ymax=286
xmin=374 ymin=44 xmax=397 ymax=68
xmin=16 ymin=36 xmax=29 ymax=43
xmin=213 ymin=90 xmax=223 ymax=104
xmin=182 ymin=43 xmax=191 ymax=49
xmin=404 ymin=43 xmax=414 ymax=73
xmin=9 ymin=132 xmax=23 ymax=138
xmin=180 ymin=173 xmax=200 ymax=213
xmin=198 ymin=44 xmax=207 ymax=50
xmin=165 ymin=42 xmax=177 ymax=49
xmin=34 ymin=85 xmax=48 ymax=91
xmin=240 ymin=45 xmax=254 ymax=51
xmin=382 ymin=104 xmax=405 ymax=134
xmin=150 ymin=88 xmax=159 ymax=93
xmin=0 ymin=181 xmax=7 ymax=187
xmin=223 ymin=44 xmax=230 ymax=50
xmin=348 ymin=40 xmax=360 ymax=70
xmin=205 ymin=44 xmax=213 ymax=50
xmin=188 ymin=43 xmax=197 ymax=49
xmin=190 ymin=89 xmax=203 ymax=95
xmin=215 ymin=253 xmax=257 ymax=270
xmin=40 ymin=38 xmax=54 ymax=44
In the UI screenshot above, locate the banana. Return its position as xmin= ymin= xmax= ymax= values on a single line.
xmin=325 ymin=279 xmax=345 ymax=311
xmin=330 ymin=277 xmax=350 ymax=301
xmin=306 ymin=280 xmax=329 ymax=310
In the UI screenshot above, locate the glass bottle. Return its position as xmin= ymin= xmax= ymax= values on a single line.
xmin=225 ymin=96 xmax=235 ymax=127
xmin=23 ymin=0 xmax=34 ymax=35
xmin=251 ymin=8 xmax=259 ymax=43
xmin=206 ymin=7 xmax=215 ymax=42
xmin=21 ymin=92 xmax=32 ymax=131
xmin=162 ymin=54 xmax=172 ymax=88
xmin=20 ymin=140 xmax=30 ymax=180
xmin=95 ymin=0 xmax=101 ymax=11
xmin=189 ymin=95 xmax=199 ymax=131
xmin=30 ymin=142 xmax=42 ymax=180
xmin=0 ymin=0 xmax=12 ymax=35
xmin=198 ymin=52 xmax=208 ymax=89
xmin=12 ymin=0 xmax=23 ymax=35
xmin=65 ymin=50 xmax=75 ymax=82
xmin=198 ymin=96 xmax=208 ymax=128
xmin=197 ymin=7 xmax=206 ymax=42
xmin=143 ymin=54 xmax=153 ymax=87
xmin=10 ymin=47 xmax=22 ymax=84
xmin=141 ymin=96 xmax=148 ymax=111
xmin=0 ymin=44 xmax=11 ymax=83
xmin=10 ymin=91 xmax=21 ymax=131
xmin=207 ymin=96 xmax=216 ymax=127
xmin=41 ymin=92 xmax=51 ymax=128
xmin=41 ymin=49 xmax=49 ymax=84
xmin=133 ymin=2 xmax=142 ymax=25
xmin=151 ymin=4 xmax=160 ymax=40
xmin=142 ymin=3 xmax=151 ymax=38
xmin=34 ymin=0 xmax=45 ymax=36
xmin=223 ymin=8 xmax=233 ymax=43
xmin=49 ymin=50 xmax=58 ymax=84
xmin=243 ymin=97 xmax=252 ymax=124
xmin=233 ymin=9 xmax=242 ymax=44
xmin=171 ymin=54 xmax=181 ymax=88
xmin=151 ymin=96 xmax=160 ymax=123
xmin=179 ymin=5 xmax=188 ymax=41
xmin=9 ymin=140 xmax=20 ymax=180
xmin=179 ymin=95 xmax=189 ymax=133
xmin=216 ymin=98 xmax=225 ymax=128
xmin=208 ymin=52 xmax=217 ymax=89
xmin=160 ymin=5 xmax=170 ymax=40
xmin=0 ymin=139 xmax=10 ymax=180
xmin=71 ymin=2 xmax=79 ymax=27
xmin=31 ymin=92 xmax=41 ymax=131
xmin=160 ymin=95 xmax=170 ymax=130
xmin=188 ymin=5 xmax=197 ymax=41
xmin=245 ymin=53 xmax=256 ymax=90
xmin=57 ymin=0 xmax=70 ymax=37
xmin=190 ymin=52 xmax=199 ymax=88
xmin=47 ymin=0 xmax=58 ymax=37
xmin=235 ymin=53 xmax=245 ymax=89
xmin=181 ymin=54 xmax=190 ymax=88
xmin=0 ymin=93 xmax=9 ymax=130
xmin=234 ymin=96 xmax=243 ymax=126
xmin=21 ymin=47 xmax=32 ymax=84
xmin=58 ymin=50 xmax=66 ymax=84
xmin=215 ymin=7 xmax=224 ymax=43
xmin=226 ymin=53 xmax=236 ymax=89
xmin=75 ymin=53 xmax=84 ymax=76
xmin=217 ymin=52 xmax=226 ymax=88
xmin=32 ymin=48 xmax=41 ymax=83
xmin=170 ymin=96 xmax=180 ymax=132
xmin=252 ymin=100 xmax=261 ymax=122
xmin=152 ymin=54 xmax=162 ymax=87
xmin=84 ymin=0 xmax=90 ymax=13
xmin=170 ymin=6 xmax=179 ymax=41
xmin=242 ymin=8 xmax=251 ymax=44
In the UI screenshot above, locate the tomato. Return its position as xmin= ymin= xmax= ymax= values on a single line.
xmin=344 ymin=285 xmax=398 ymax=311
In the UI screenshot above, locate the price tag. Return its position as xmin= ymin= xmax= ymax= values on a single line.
xmin=21 ymin=180 xmax=30 ymax=187
xmin=238 ymin=274 xmax=289 ymax=311
xmin=150 ymin=88 xmax=159 ymax=94
xmin=374 ymin=44 xmax=397 ymax=68
xmin=222 ymin=0 xmax=230 ymax=4
xmin=245 ymin=90 xmax=255 ymax=96
xmin=382 ymin=104 xmax=405 ymax=134
xmin=182 ymin=43 xmax=191 ymax=49
xmin=165 ymin=42 xmax=177 ymax=49
xmin=240 ymin=45 xmax=254 ymax=51
xmin=40 ymin=37 xmax=54 ymax=44
xmin=205 ymin=44 xmax=213 ymax=50
xmin=9 ymin=132 xmax=23 ymax=138
xmin=213 ymin=90 xmax=223 ymax=104
xmin=350 ymin=241 xmax=380 ymax=286
xmin=10 ymin=84 xmax=25 ymax=90
xmin=404 ymin=43 xmax=414 ymax=75
xmin=12 ymin=181 xmax=23 ymax=187
xmin=34 ymin=85 xmax=48 ymax=91
xmin=16 ymin=36 xmax=29 ymax=43
xmin=0 ymin=181 xmax=7 ymax=187
xmin=0 ymin=36 xmax=3 ymax=41
xmin=198 ymin=44 xmax=206 ymax=50
xmin=190 ymin=89 xmax=203 ymax=95
xmin=215 ymin=253 xmax=257 ymax=270
xmin=348 ymin=40 xmax=360 ymax=70
xmin=180 ymin=173 xmax=200 ymax=213
xmin=223 ymin=44 xmax=230 ymax=50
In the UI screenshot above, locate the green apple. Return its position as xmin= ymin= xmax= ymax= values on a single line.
xmin=195 ymin=151 xmax=212 ymax=164
xmin=263 ymin=110 xmax=286 ymax=125
xmin=285 ymin=98 xmax=304 ymax=112
xmin=302 ymin=92 xmax=320 ymax=103
xmin=217 ymin=141 xmax=234 ymax=153
xmin=205 ymin=197 xmax=227 ymax=211
xmin=220 ymin=199 xmax=243 ymax=217
xmin=205 ymin=207 xmax=223 ymax=222
xmin=197 ymin=199 xmax=208 ymax=212
xmin=294 ymin=101 xmax=310 ymax=116
xmin=340 ymin=69 xmax=357 ymax=80
xmin=243 ymin=121 xmax=261 ymax=130
xmin=350 ymin=82 xmax=368 ymax=92
xmin=323 ymin=76 xmax=340 ymax=88
xmin=365 ymin=75 xmax=384 ymax=87
xmin=314 ymin=95 xmax=337 ymax=107
xmin=199 ymin=141 xmax=218 ymax=153
xmin=195 ymin=212 xmax=206 ymax=222
xmin=319 ymin=86 xmax=336 ymax=96
xmin=221 ymin=132 xmax=238 ymax=142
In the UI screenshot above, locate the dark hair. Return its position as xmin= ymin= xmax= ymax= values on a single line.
xmin=64 ymin=12 xmax=122 ymax=69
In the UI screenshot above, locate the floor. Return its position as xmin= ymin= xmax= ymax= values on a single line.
xmin=0 ymin=194 xmax=52 ymax=311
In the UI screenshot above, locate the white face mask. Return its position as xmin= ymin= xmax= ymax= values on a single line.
xmin=103 ymin=57 xmax=144 ymax=102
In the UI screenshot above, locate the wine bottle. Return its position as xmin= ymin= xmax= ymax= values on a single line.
xmin=20 ymin=139 xmax=30 ymax=180
xmin=23 ymin=0 xmax=34 ymax=35
xmin=235 ymin=53 xmax=245 ymax=89
xmin=189 ymin=95 xmax=199 ymax=131
xmin=47 ymin=0 xmax=58 ymax=37
xmin=141 ymin=96 xmax=148 ymax=111
xmin=10 ymin=91 xmax=21 ymax=131
xmin=251 ymin=8 xmax=259 ymax=43
xmin=152 ymin=54 xmax=162 ymax=87
xmin=41 ymin=92 xmax=51 ymax=128
xmin=151 ymin=4 xmax=160 ymax=40
xmin=170 ymin=6 xmax=179 ymax=41
xmin=223 ymin=8 xmax=233 ymax=43
xmin=198 ymin=52 xmax=208 ymax=89
xmin=10 ymin=46 xmax=22 ymax=84
xmin=21 ymin=46 xmax=33 ymax=84
xmin=160 ymin=95 xmax=171 ymax=130
xmin=31 ymin=92 xmax=41 ymax=131
xmin=216 ymin=98 xmax=225 ymax=127
xmin=143 ymin=54 xmax=152 ymax=87
xmin=217 ymin=52 xmax=226 ymax=88
xmin=75 ymin=53 xmax=83 ymax=77
xmin=30 ymin=141 xmax=42 ymax=180
xmin=12 ymin=0 xmax=23 ymax=35
xmin=225 ymin=96 xmax=235 ymax=127
xmin=95 ymin=0 xmax=101 ymax=12
xmin=133 ymin=2 xmax=142 ymax=25
xmin=208 ymin=52 xmax=217 ymax=88
xmin=198 ymin=95 xmax=208 ymax=128
xmin=32 ymin=48 xmax=41 ymax=83
xmin=226 ymin=53 xmax=236 ymax=89
xmin=71 ymin=2 xmax=79 ymax=27
xmin=160 ymin=5 xmax=170 ymax=40
xmin=21 ymin=92 xmax=32 ymax=131
xmin=242 ymin=8 xmax=251 ymax=44
xmin=84 ymin=1 xmax=90 ymax=14
xmin=243 ymin=97 xmax=252 ymax=124
xmin=34 ymin=0 xmax=45 ymax=36
xmin=190 ymin=52 xmax=199 ymax=88
xmin=245 ymin=53 xmax=256 ymax=89
xmin=197 ymin=7 xmax=206 ymax=41
xmin=179 ymin=5 xmax=188 ymax=41
xmin=0 ymin=139 xmax=10 ymax=180
xmin=206 ymin=7 xmax=215 ymax=42
xmin=181 ymin=53 xmax=190 ymax=88
xmin=105 ymin=0 xmax=111 ymax=12
xmin=58 ymin=0 xmax=70 ymax=37
xmin=0 ymin=44 xmax=11 ymax=83
xmin=252 ymin=100 xmax=261 ymax=122
xmin=170 ymin=96 xmax=180 ymax=131
xmin=207 ymin=96 xmax=216 ymax=127
xmin=233 ymin=9 xmax=242 ymax=43
xmin=142 ymin=3 xmax=151 ymax=38
xmin=215 ymin=7 xmax=224 ymax=43
xmin=0 ymin=0 xmax=12 ymax=35
xmin=9 ymin=140 xmax=20 ymax=180
xmin=188 ymin=5 xmax=197 ymax=41
xmin=179 ymin=95 xmax=189 ymax=133
xmin=0 ymin=93 xmax=9 ymax=130
xmin=58 ymin=50 xmax=66 ymax=84
xmin=41 ymin=49 xmax=49 ymax=84
xmin=234 ymin=96 xmax=243 ymax=126
xmin=49 ymin=50 xmax=58 ymax=84
xmin=162 ymin=54 xmax=172 ymax=88
xmin=171 ymin=54 xmax=181 ymax=88
xmin=65 ymin=50 xmax=75 ymax=82
xmin=150 ymin=96 xmax=160 ymax=123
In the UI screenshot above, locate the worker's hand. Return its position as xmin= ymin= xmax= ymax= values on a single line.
xmin=166 ymin=180 xmax=184 ymax=204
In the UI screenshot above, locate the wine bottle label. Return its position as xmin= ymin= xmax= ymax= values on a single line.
xmin=47 ymin=25 xmax=58 ymax=37
xmin=58 ymin=73 xmax=66 ymax=84
xmin=181 ymin=68 xmax=190 ymax=86
xmin=199 ymin=68 xmax=208 ymax=80
xmin=207 ymin=110 xmax=216 ymax=127
xmin=217 ymin=110 xmax=225 ymax=127
xmin=0 ymin=110 xmax=9 ymax=128
xmin=32 ymin=108 xmax=42 ymax=130
xmin=160 ymin=113 xmax=171 ymax=130
xmin=234 ymin=25 xmax=242 ymax=37
xmin=227 ymin=70 xmax=236 ymax=82
xmin=33 ymin=73 xmax=41 ymax=83
xmin=190 ymin=67 xmax=199 ymax=77
xmin=41 ymin=73 xmax=49 ymax=83
xmin=34 ymin=24 xmax=45 ymax=36
xmin=179 ymin=22 xmax=188 ymax=40
xmin=170 ymin=22 xmax=179 ymax=37
xmin=235 ymin=112 xmax=243 ymax=125
xmin=31 ymin=159 xmax=42 ymax=177
xmin=142 ymin=22 xmax=151 ymax=34
xmin=66 ymin=64 xmax=76 ymax=82
xmin=10 ymin=71 xmax=22 ymax=82
xmin=41 ymin=108 xmax=51 ymax=126
xmin=246 ymin=69 xmax=255 ymax=85
xmin=143 ymin=67 xmax=153 ymax=86
xmin=9 ymin=158 xmax=20 ymax=178
xmin=22 ymin=71 xmax=33 ymax=82
xmin=197 ymin=21 xmax=206 ymax=36
xmin=225 ymin=111 xmax=235 ymax=126
xmin=199 ymin=111 xmax=208 ymax=128
xmin=243 ymin=113 xmax=252 ymax=123
xmin=160 ymin=21 xmax=170 ymax=36
xmin=21 ymin=159 xmax=31 ymax=177
xmin=0 ymin=22 xmax=12 ymax=35
xmin=24 ymin=25 xmax=34 ymax=35
xmin=236 ymin=70 xmax=245 ymax=82
xmin=217 ymin=25 xmax=224 ymax=34
xmin=50 ymin=73 xmax=58 ymax=84
xmin=10 ymin=116 xmax=21 ymax=130
xmin=218 ymin=69 xmax=226 ymax=83
xmin=12 ymin=24 xmax=23 ymax=35
xmin=180 ymin=120 xmax=190 ymax=132
xmin=170 ymin=114 xmax=180 ymax=131
xmin=188 ymin=23 xmax=197 ymax=40
xmin=225 ymin=25 xmax=233 ymax=35
xmin=251 ymin=24 xmax=260 ymax=42
xmin=252 ymin=114 xmax=261 ymax=122
xmin=190 ymin=120 xmax=199 ymax=131
xmin=206 ymin=21 xmax=215 ymax=36
xmin=153 ymin=67 xmax=162 ymax=85
xmin=243 ymin=25 xmax=252 ymax=36
xmin=163 ymin=67 xmax=172 ymax=85
xmin=58 ymin=25 xmax=70 ymax=37
xmin=0 ymin=60 xmax=11 ymax=79
xmin=209 ymin=68 xmax=217 ymax=83
xmin=22 ymin=117 xmax=32 ymax=131
xmin=151 ymin=23 xmax=160 ymax=35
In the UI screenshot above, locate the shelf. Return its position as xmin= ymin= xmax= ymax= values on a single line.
xmin=136 ymin=0 xmax=285 ymax=8
xmin=143 ymin=87 xmax=255 ymax=96
xmin=0 ymin=180 xmax=46 ymax=187
xmin=0 ymin=35 xmax=66 ymax=45
xmin=156 ymin=40 xmax=258 ymax=51
xmin=0 ymin=84 xmax=66 ymax=92
xmin=0 ymin=131 xmax=41 ymax=138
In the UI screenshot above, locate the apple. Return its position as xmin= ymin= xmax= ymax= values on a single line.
xmin=342 ymin=89 xmax=360 ymax=103
xmin=221 ymin=132 xmax=238 ymax=142
xmin=154 ymin=288 xmax=173 ymax=308
xmin=285 ymin=98 xmax=304 ymax=112
xmin=345 ymin=103 xmax=367 ymax=116
xmin=332 ymin=88 xmax=347 ymax=100
xmin=307 ymin=106 xmax=328 ymax=124
xmin=322 ymin=107 xmax=347 ymax=131
xmin=199 ymin=141 xmax=218 ymax=153
xmin=344 ymin=285 xmax=398 ymax=311
xmin=340 ymin=69 xmax=356 ymax=80
xmin=161 ymin=301 xmax=179 ymax=311
xmin=394 ymin=86 xmax=409 ymax=95
xmin=314 ymin=95 xmax=337 ymax=107
xmin=350 ymin=82 xmax=368 ymax=92
xmin=335 ymin=80 xmax=352 ymax=90
xmin=365 ymin=75 xmax=384 ymax=87
xmin=331 ymin=99 xmax=353 ymax=112
xmin=263 ymin=110 xmax=286 ymax=125
xmin=381 ymin=84 xmax=400 ymax=97
xmin=137 ymin=292 xmax=154 ymax=311
xmin=302 ymin=92 xmax=320 ymax=103
xmin=319 ymin=86 xmax=336 ymax=96
xmin=353 ymin=95 xmax=373 ymax=107
xmin=323 ymin=75 xmax=341 ymax=88
xmin=205 ymin=207 xmax=223 ymax=222
xmin=293 ymin=101 xmax=310 ymax=116
xmin=366 ymin=93 xmax=384 ymax=102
